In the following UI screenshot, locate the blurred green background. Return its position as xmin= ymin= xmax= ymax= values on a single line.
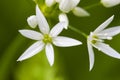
xmin=0 ymin=0 xmax=120 ymax=80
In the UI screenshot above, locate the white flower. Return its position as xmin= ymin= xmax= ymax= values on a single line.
xmin=57 ymin=0 xmax=89 ymax=29
xmin=17 ymin=5 xmax=82 ymax=66
xmin=45 ymin=0 xmax=89 ymax=17
xmin=87 ymin=15 xmax=120 ymax=71
xmin=101 ymin=0 xmax=120 ymax=8
xmin=58 ymin=0 xmax=90 ymax=17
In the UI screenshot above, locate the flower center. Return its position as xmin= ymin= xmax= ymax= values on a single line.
xmin=43 ymin=34 xmax=52 ymax=43
xmin=91 ymin=35 xmax=98 ymax=44
xmin=91 ymin=34 xmax=103 ymax=44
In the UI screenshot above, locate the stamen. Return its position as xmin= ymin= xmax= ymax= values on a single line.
xmin=90 ymin=33 xmax=104 ymax=44
xmin=106 ymin=37 xmax=112 ymax=40
xmin=43 ymin=34 xmax=52 ymax=43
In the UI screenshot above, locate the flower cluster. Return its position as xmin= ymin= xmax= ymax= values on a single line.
xmin=17 ymin=5 xmax=82 ymax=66
xmin=17 ymin=0 xmax=120 ymax=71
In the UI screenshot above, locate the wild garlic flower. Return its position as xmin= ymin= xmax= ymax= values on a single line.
xmin=101 ymin=0 xmax=120 ymax=8
xmin=45 ymin=0 xmax=90 ymax=17
xmin=57 ymin=0 xmax=90 ymax=17
xmin=17 ymin=5 xmax=82 ymax=66
xmin=87 ymin=15 xmax=120 ymax=71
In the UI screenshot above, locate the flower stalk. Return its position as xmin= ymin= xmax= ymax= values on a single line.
xmin=69 ymin=25 xmax=88 ymax=38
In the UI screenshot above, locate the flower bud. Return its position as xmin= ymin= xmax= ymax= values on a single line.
xmin=27 ymin=15 xmax=38 ymax=28
xmin=45 ymin=0 xmax=56 ymax=7
xmin=101 ymin=0 xmax=120 ymax=8
xmin=59 ymin=13 xmax=69 ymax=29
xmin=72 ymin=7 xmax=90 ymax=17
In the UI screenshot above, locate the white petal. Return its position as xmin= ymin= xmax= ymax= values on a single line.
xmin=98 ymin=26 xmax=120 ymax=37
xmin=71 ymin=0 xmax=80 ymax=9
xmin=27 ymin=15 xmax=38 ymax=28
xmin=101 ymin=0 xmax=120 ymax=8
xmin=45 ymin=0 xmax=55 ymax=7
xmin=93 ymin=42 xmax=120 ymax=59
xmin=87 ymin=41 xmax=95 ymax=71
xmin=50 ymin=22 xmax=66 ymax=37
xmin=94 ymin=15 xmax=114 ymax=33
xmin=59 ymin=0 xmax=80 ymax=12
xmin=36 ymin=5 xmax=50 ymax=34
xmin=53 ymin=36 xmax=82 ymax=47
xmin=45 ymin=43 xmax=54 ymax=66
xmin=19 ymin=30 xmax=43 ymax=40
xmin=59 ymin=13 xmax=69 ymax=29
xmin=59 ymin=0 xmax=73 ymax=13
xmin=17 ymin=41 xmax=45 ymax=61
xmin=72 ymin=7 xmax=90 ymax=17
xmin=55 ymin=0 xmax=61 ymax=3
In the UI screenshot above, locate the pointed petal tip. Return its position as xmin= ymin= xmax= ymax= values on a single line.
xmin=87 ymin=41 xmax=94 ymax=72
xmin=18 ymin=30 xmax=43 ymax=40
xmin=89 ymin=67 xmax=92 ymax=71
xmin=18 ymin=30 xmax=26 ymax=33
xmin=17 ymin=58 xmax=23 ymax=62
xmin=111 ymin=15 xmax=114 ymax=19
xmin=89 ymin=64 xmax=94 ymax=71
xmin=45 ymin=44 xmax=54 ymax=67
xmin=16 ymin=59 xmax=20 ymax=61
xmin=94 ymin=15 xmax=115 ymax=33
xmin=49 ymin=62 xmax=54 ymax=66
xmin=79 ymin=41 xmax=82 ymax=45
xmin=18 ymin=30 xmax=23 ymax=33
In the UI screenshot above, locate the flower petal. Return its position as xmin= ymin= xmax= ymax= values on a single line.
xmin=17 ymin=41 xmax=45 ymax=61
xmin=101 ymin=0 xmax=120 ymax=8
xmin=45 ymin=43 xmax=54 ymax=66
xmin=94 ymin=15 xmax=114 ymax=33
xmin=36 ymin=5 xmax=50 ymax=34
xmin=19 ymin=30 xmax=43 ymax=40
xmin=87 ymin=41 xmax=95 ymax=71
xmin=71 ymin=0 xmax=80 ymax=8
xmin=59 ymin=13 xmax=69 ymax=29
xmin=27 ymin=15 xmax=38 ymax=28
xmin=50 ymin=22 xmax=66 ymax=37
xmin=55 ymin=0 xmax=61 ymax=3
xmin=98 ymin=26 xmax=120 ymax=37
xmin=93 ymin=42 xmax=120 ymax=59
xmin=72 ymin=7 xmax=90 ymax=17
xmin=53 ymin=36 xmax=82 ymax=47
xmin=59 ymin=0 xmax=73 ymax=13
xmin=45 ymin=0 xmax=55 ymax=7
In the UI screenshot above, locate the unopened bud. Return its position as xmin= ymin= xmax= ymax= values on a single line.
xmin=101 ymin=0 xmax=120 ymax=8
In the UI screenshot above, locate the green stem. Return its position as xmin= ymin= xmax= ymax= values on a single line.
xmin=69 ymin=25 xmax=88 ymax=38
xmin=84 ymin=2 xmax=101 ymax=10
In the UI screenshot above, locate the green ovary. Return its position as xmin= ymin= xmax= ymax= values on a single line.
xmin=43 ymin=34 xmax=52 ymax=43
xmin=91 ymin=35 xmax=98 ymax=44
xmin=91 ymin=40 xmax=97 ymax=44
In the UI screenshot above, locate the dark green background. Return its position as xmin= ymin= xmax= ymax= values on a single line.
xmin=0 ymin=0 xmax=120 ymax=80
